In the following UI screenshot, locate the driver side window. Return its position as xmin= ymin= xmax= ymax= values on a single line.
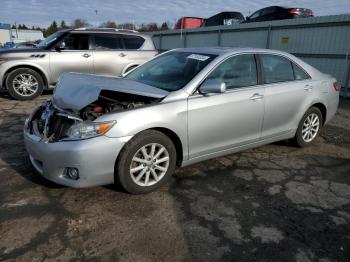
xmin=207 ymin=54 xmax=257 ymax=89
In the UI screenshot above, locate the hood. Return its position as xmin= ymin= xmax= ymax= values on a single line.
xmin=0 ymin=47 xmax=46 ymax=54
xmin=53 ymin=72 xmax=169 ymax=110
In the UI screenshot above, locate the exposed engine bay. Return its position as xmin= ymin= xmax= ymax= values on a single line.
xmin=79 ymin=90 xmax=158 ymax=121
xmin=26 ymin=90 xmax=161 ymax=142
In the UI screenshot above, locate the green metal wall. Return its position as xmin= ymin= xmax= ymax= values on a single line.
xmin=151 ymin=14 xmax=350 ymax=97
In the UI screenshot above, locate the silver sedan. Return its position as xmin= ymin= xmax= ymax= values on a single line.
xmin=24 ymin=47 xmax=339 ymax=194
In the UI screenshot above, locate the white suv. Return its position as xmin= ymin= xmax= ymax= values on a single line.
xmin=0 ymin=28 xmax=158 ymax=100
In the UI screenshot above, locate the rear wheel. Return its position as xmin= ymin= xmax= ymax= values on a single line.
xmin=293 ymin=107 xmax=323 ymax=147
xmin=6 ymin=68 xmax=44 ymax=100
xmin=116 ymin=130 xmax=177 ymax=194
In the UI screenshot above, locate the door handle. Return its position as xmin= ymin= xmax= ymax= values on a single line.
xmin=250 ymin=93 xmax=264 ymax=101
xmin=304 ymin=85 xmax=313 ymax=91
xmin=119 ymin=53 xmax=126 ymax=57
xmin=82 ymin=53 xmax=91 ymax=58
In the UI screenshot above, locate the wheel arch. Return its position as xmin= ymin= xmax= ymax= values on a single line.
xmin=3 ymin=65 xmax=48 ymax=90
xmin=150 ymin=127 xmax=184 ymax=166
xmin=121 ymin=64 xmax=139 ymax=75
xmin=115 ymin=127 xmax=184 ymax=171
xmin=311 ymin=102 xmax=327 ymax=126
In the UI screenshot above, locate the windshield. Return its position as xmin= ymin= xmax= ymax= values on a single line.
xmin=36 ymin=31 xmax=65 ymax=48
xmin=125 ymin=51 xmax=217 ymax=91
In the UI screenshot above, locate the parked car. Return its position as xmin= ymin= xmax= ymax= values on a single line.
xmin=246 ymin=6 xmax=314 ymax=23
xmin=3 ymin=42 xmax=16 ymax=49
xmin=0 ymin=28 xmax=158 ymax=100
xmin=24 ymin=47 xmax=339 ymax=194
xmin=15 ymin=41 xmax=37 ymax=49
xmin=204 ymin=12 xmax=245 ymax=27
xmin=174 ymin=17 xmax=204 ymax=30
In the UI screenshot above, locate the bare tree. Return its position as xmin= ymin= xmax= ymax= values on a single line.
xmin=72 ymin=19 xmax=90 ymax=28
xmin=99 ymin=21 xmax=117 ymax=28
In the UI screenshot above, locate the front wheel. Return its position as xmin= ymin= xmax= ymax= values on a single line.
xmin=293 ymin=107 xmax=323 ymax=147
xmin=116 ymin=130 xmax=177 ymax=194
xmin=6 ymin=68 xmax=44 ymax=100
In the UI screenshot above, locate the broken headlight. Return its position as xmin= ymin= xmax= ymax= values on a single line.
xmin=64 ymin=121 xmax=116 ymax=140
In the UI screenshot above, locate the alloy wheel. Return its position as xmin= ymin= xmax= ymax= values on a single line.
xmin=12 ymin=73 xmax=39 ymax=97
xmin=302 ymin=113 xmax=320 ymax=142
xmin=130 ymin=143 xmax=170 ymax=187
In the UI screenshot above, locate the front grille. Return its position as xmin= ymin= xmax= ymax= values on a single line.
xmin=29 ymin=101 xmax=77 ymax=142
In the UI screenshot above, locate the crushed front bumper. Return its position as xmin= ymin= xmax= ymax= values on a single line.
xmin=23 ymin=102 xmax=127 ymax=188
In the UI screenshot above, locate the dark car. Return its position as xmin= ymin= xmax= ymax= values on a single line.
xmin=246 ymin=6 xmax=314 ymax=23
xmin=204 ymin=12 xmax=245 ymax=27
xmin=3 ymin=42 xmax=16 ymax=49
xmin=15 ymin=41 xmax=37 ymax=49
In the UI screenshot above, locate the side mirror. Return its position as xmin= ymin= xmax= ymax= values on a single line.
xmin=199 ymin=79 xmax=226 ymax=94
xmin=54 ymin=42 xmax=65 ymax=52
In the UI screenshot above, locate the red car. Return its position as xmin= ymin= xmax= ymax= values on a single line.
xmin=174 ymin=17 xmax=204 ymax=30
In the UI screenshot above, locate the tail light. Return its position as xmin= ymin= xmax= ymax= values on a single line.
xmin=333 ymin=81 xmax=340 ymax=92
xmin=288 ymin=8 xmax=301 ymax=15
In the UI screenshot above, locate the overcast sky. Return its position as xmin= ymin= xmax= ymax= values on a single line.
xmin=1 ymin=0 xmax=350 ymax=27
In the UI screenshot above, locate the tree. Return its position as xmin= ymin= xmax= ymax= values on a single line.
xmin=99 ymin=20 xmax=117 ymax=28
xmin=72 ymin=18 xmax=90 ymax=29
xmin=147 ymin=23 xmax=159 ymax=32
xmin=45 ymin=21 xmax=58 ymax=36
xmin=60 ymin=20 xmax=69 ymax=29
xmin=160 ymin=22 xmax=169 ymax=31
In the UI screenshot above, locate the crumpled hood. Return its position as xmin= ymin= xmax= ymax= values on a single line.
xmin=53 ymin=72 xmax=169 ymax=110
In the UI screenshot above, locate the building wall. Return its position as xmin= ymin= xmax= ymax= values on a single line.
xmin=151 ymin=14 xmax=350 ymax=97
xmin=11 ymin=29 xmax=44 ymax=43
xmin=0 ymin=23 xmax=11 ymax=45
xmin=0 ymin=29 xmax=11 ymax=45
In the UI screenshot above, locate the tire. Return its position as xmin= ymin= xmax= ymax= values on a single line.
xmin=116 ymin=130 xmax=177 ymax=194
xmin=6 ymin=68 xmax=44 ymax=100
xmin=293 ymin=107 xmax=323 ymax=147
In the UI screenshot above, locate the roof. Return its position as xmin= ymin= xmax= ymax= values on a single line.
xmin=174 ymin=47 xmax=276 ymax=55
xmin=68 ymin=28 xmax=149 ymax=37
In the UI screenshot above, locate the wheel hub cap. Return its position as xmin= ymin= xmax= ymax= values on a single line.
xmin=130 ymin=143 xmax=170 ymax=187
xmin=13 ymin=73 xmax=39 ymax=96
xmin=302 ymin=113 xmax=320 ymax=142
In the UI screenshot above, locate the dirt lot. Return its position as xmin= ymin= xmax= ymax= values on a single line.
xmin=0 ymin=92 xmax=350 ymax=262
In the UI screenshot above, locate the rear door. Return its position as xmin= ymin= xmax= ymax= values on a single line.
xmin=49 ymin=33 xmax=93 ymax=84
xmin=120 ymin=34 xmax=153 ymax=73
xmin=188 ymin=54 xmax=265 ymax=158
xmin=91 ymin=33 xmax=130 ymax=76
xmin=258 ymin=53 xmax=313 ymax=138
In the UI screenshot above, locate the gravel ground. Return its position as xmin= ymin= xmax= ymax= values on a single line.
xmin=0 ymin=92 xmax=349 ymax=262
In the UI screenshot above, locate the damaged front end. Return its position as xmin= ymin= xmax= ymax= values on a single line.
xmin=25 ymin=73 xmax=168 ymax=143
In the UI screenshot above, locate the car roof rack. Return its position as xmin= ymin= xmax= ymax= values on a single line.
xmin=74 ymin=28 xmax=139 ymax=33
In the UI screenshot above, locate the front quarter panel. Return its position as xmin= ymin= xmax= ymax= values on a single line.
xmin=97 ymin=99 xmax=189 ymax=161
xmin=0 ymin=53 xmax=50 ymax=89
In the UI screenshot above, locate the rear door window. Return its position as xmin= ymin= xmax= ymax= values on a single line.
xmin=292 ymin=63 xmax=310 ymax=80
xmin=93 ymin=33 xmax=122 ymax=50
xmin=122 ymin=35 xmax=145 ymax=50
xmin=260 ymin=54 xmax=294 ymax=84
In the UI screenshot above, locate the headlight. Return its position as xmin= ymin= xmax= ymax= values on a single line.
xmin=65 ymin=121 xmax=116 ymax=140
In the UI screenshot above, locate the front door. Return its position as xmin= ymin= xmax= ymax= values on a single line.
xmin=188 ymin=54 xmax=265 ymax=158
xmin=49 ymin=33 xmax=93 ymax=84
